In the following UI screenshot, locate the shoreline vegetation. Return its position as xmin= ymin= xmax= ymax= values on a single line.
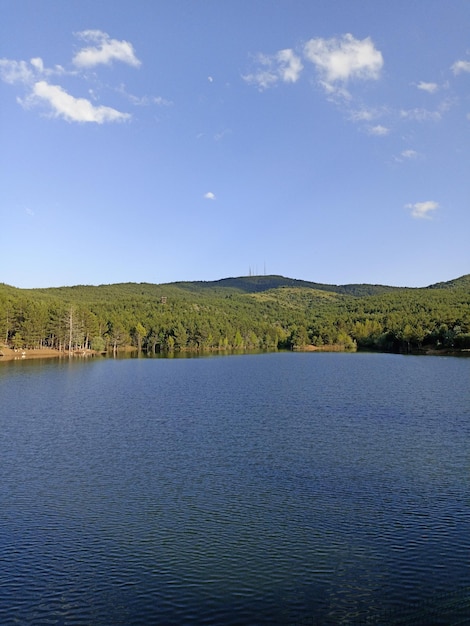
xmin=1 ymin=344 xmax=468 ymax=363
xmin=1 ymin=274 xmax=469 ymax=360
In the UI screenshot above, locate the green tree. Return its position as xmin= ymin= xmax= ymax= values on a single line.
xmin=132 ymin=322 xmax=147 ymax=352
xmin=173 ymin=323 xmax=188 ymax=350
xmin=106 ymin=321 xmax=130 ymax=355
xmin=233 ymin=330 xmax=244 ymax=349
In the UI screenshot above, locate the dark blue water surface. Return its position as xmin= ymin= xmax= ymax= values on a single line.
xmin=0 ymin=352 xmax=469 ymax=625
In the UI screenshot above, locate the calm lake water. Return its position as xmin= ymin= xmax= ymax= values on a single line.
xmin=0 ymin=352 xmax=469 ymax=625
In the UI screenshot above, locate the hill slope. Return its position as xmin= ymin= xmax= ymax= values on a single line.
xmin=1 ymin=274 xmax=469 ymax=355
xmin=427 ymin=274 xmax=470 ymax=290
xmin=168 ymin=275 xmax=400 ymax=296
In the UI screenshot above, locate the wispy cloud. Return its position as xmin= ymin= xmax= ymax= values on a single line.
xmin=416 ymin=81 xmax=439 ymax=93
xmin=277 ymin=49 xmax=303 ymax=83
xmin=73 ymin=30 xmax=141 ymax=68
xmin=204 ymin=192 xmax=216 ymax=200
xmin=23 ymin=81 xmax=130 ymax=123
xmin=0 ymin=59 xmax=34 ymax=84
xmin=400 ymin=107 xmax=442 ymax=122
xmin=368 ymin=124 xmax=389 ymax=136
xmin=401 ymin=149 xmax=418 ymax=159
xmin=303 ymin=33 xmax=383 ymax=97
xmin=117 ymin=84 xmax=172 ymax=107
xmin=451 ymin=59 xmax=470 ymax=75
xmin=0 ymin=56 xmax=66 ymax=85
xmin=394 ymin=149 xmax=419 ymax=163
xmin=242 ymin=48 xmax=303 ymax=90
xmin=349 ymin=108 xmax=377 ymax=122
xmin=349 ymin=106 xmax=391 ymax=130
xmin=134 ymin=95 xmax=171 ymax=106
xmin=400 ymin=97 xmax=454 ymax=123
xmin=405 ymin=200 xmax=439 ymax=219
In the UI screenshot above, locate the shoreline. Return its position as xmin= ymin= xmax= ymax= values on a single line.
xmin=1 ymin=345 xmax=469 ymax=362
xmin=0 ymin=347 xmax=99 ymax=361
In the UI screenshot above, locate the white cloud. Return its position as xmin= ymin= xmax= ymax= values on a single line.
xmin=0 ymin=57 xmax=67 ymax=87
xmin=243 ymin=33 xmax=382 ymax=97
xmin=276 ymin=49 xmax=303 ymax=83
xmin=394 ymin=149 xmax=419 ymax=163
xmin=0 ymin=58 xmax=34 ymax=84
xmin=73 ymin=30 xmax=141 ymax=68
xmin=304 ymin=33 xmax=383 ymax=94
xmin=349 ymin=106 xmax=390 ymax=126
xmin=30 ymin=57 xmax=44 ymax=73
xmin=405 ymin=200 xmax=439 ymax=219
xmin=204 ymin=192 xmax=216 ymax=200
xmin=131 ymin=94 xmax=171 ymax=106
xmin=451 ymin=59 xmax=470 ymax=74
xmin=400 ymin=107 xmax=442 ymax=122
xmin=349 ymin=108 xmax=376 ymax=122
xmin=401 ymin=99 xmax=453 ymax=122
xmin=1 ymin=33 xmax=141 ymax=124
xmin=401 ymin=149 xmax=418 ymax=159
xmin=25 ymin=81 xmax=131 ymax=123
xmin=417 ymin=81 xmax=438 ymax=93
xmin=242 ymin=48 xmax=303 ymax=90
xmin=242 ymin=57 xmax=278 ymax=89
xmin=116 ymin=83 xmax=171 ymax=107
xmin=368 ymin=124 xmax=389 ymax=136
xmin=147 ymin=96 xmax=171 ymax=106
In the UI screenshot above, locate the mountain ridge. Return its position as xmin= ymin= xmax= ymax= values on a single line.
xmin=3 ymin=272 xmax=468 ymax=296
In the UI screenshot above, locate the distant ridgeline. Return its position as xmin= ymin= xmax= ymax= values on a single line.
xmin=0 ymin=274 xmax=469 ymax=355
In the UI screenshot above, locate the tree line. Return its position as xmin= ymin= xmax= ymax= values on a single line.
xmin=1 ymin=275 xmax=469 ymax=355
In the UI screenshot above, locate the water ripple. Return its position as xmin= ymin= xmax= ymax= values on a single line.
xmin=0 ymin=353 xmax=469 ymax=624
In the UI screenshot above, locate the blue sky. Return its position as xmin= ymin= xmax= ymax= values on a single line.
xmin=1 ymin=0 xmax=469 ymax=288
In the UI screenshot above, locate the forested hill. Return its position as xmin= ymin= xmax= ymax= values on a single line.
xmin=427 ymin=274 xmax=470 ymax=290
xmin=0 ymin=274 xmax=469 ymax=355
xmin=170 ymin=275 xmax=399 ymax=297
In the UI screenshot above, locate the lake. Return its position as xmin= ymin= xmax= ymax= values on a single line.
xmin=0 ymin=352 xmax=469 ymax=625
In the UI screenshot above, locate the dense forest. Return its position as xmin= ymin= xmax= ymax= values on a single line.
xmin=1 ymin=274 xmax=469 ymax=356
